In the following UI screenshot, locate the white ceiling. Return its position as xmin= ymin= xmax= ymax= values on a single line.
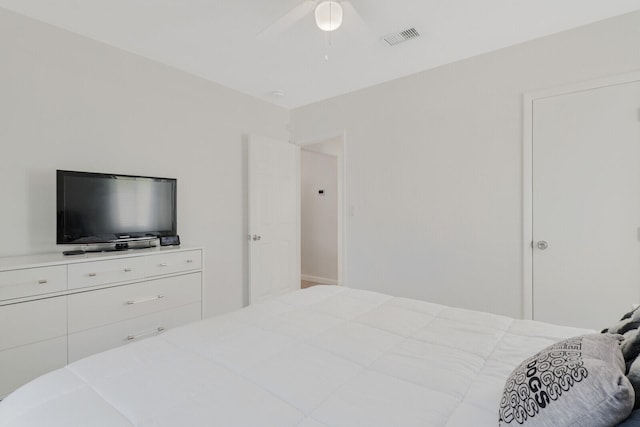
xmin=2 ymin=0 xmax=640 ymax=108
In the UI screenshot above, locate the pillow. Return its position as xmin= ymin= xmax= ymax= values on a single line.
xmin=629 ymin=356 xmax=640 ymax=410
xmin=602 ymin=309 xmax=640 ymax=410
xmin=617 ymin=409 xmax=640 ymax=426
xmin=621 ymin=329 xmax=640 ymax=372
xmin=602 ymin=307 xmax=640 ymax=366
xmin=498 ymin=334 xmax=634 ymax=427
xmin=601 ymin=306 xmax=640 ymax=335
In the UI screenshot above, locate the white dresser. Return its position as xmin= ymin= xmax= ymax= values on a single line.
xmin=0 ymin=247 xmax=203 ymax=398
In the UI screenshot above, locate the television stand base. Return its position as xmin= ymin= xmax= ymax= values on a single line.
xmin=62 ymin=250 xmax=86 ymax=256
xmin=62 ymin=241 xmax=156 ymax=256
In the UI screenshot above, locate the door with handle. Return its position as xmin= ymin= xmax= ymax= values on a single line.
xmin=531 ymin=80 xmax=640 ymax=329
xmin=248 ymin=135 xmax=300 ymax=304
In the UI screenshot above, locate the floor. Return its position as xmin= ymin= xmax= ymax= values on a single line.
xmin=301 ymin=280 xmax=328 ymax=289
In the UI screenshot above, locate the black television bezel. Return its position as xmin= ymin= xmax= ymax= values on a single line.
xmin=56 ymin=170 xmax=177 ymax=245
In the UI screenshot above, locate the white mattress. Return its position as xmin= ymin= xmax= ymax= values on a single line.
xmin=0 ymin=286 xmax=591 ymax=427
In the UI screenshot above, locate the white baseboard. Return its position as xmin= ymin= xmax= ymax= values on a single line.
xmin=301 ymin=274 xmax=339 ymax=286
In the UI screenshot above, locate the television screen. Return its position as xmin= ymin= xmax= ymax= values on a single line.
xmin=57 ymin=170 xmax=177 ymax=245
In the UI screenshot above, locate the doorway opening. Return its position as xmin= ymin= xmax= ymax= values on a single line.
xmin=300 ymin=135 xmax=344 ymax=289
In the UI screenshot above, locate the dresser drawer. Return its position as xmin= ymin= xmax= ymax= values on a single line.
xmin=68 ymin=256 xmax=148 ymax=290
xmin=0 ymin=336 xmax=67 ymax=399
xmin=0 ymin=266 xmax=67 ymax=301
xmin=0 ymin=297 xmax=66 ymax=351
xmin=68 ymin=272 xmax=201 ymax=333
xmin=147 ymin=249 xmax=202 ymax=277
xmin=68 ymin=302 xmax=201 ymax=362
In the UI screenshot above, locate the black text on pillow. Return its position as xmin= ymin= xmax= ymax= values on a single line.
xmin=498 ymin=334 xmax=634 ymax=427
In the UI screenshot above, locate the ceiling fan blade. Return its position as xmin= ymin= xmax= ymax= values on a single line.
xmin=257 ymin=0 xmax=316 ymax=39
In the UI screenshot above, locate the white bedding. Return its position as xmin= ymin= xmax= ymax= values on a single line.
xmin=0 ymin=286 xmax=591 ymax=427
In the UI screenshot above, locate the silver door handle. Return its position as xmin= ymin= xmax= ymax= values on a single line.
xmin=252 ymin=235 xmax=262 ymax=241
xmin=536 ymin=241 xmax=549 ymax=250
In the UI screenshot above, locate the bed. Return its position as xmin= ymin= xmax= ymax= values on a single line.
xmin=0 ymin=285 xmax=629 ymax=426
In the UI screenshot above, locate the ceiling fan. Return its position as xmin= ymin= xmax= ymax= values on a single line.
xmin=258 ymin=0 xmax=364 ymax=38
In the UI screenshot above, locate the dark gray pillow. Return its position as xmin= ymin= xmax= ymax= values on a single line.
xmin=617 ymin=409 xmax=640 ymax=426
xmin=498 ymin=334 xmax=634 ymax=427
xmin=602 ymin=306 xmax=640 ymax=335
xmin=602 ymin=307 xmax=640 ymax=370
xmin=629 ymin=356 xmax=640 ymax=410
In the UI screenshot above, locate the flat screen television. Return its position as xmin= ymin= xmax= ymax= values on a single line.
xmin=57 ymin=170 xmax=177 ymax=247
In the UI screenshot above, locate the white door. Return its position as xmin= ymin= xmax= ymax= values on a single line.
xmin=532 ymin=80 xmax=640 ymax=329
xmin=248 ymin=135 xmax=300 ymax=304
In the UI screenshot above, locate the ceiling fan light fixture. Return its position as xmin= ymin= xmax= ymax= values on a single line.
xmin=315 ymin=1 xmax=343 ymax=32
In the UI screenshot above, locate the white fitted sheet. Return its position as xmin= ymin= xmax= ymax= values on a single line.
xmin=0 ymin=286 xmax=591 ymax=426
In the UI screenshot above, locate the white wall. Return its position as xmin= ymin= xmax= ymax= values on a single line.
xmin=0 ymin=8 xmax=290 ymax=317
xmin=301 ymin=149 xmax=338 ymax=283
xmin=291 ymin=11 xmax=640 ymax=318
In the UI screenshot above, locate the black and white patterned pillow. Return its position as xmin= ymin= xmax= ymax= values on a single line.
xmin=499 ymin=334 xmax=634 ymax=427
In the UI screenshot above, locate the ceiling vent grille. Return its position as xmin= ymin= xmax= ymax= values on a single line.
xmin=383 ymin=27 xmax=420 ymax=46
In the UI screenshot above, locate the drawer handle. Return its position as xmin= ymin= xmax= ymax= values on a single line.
xmin=158 ymin=263 xmax=168 ymax=267
xmin=186 ymin=259 xmax=193 ymax=264
xmin=126 ymin=326 xmax=165 ymax=341
xmin=37 ymin=279 xmax=48 ymax=285
xmin=125 ymin=294 xmax=165 ymax=305
xmin=124 ymin=268 xmax=133 ymax=272
xmin=88 ymin=273 xmax=97 ymax=277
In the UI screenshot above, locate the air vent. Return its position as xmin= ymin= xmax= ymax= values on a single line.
xmin=383 ymin=27 xmax=421 ymax=47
